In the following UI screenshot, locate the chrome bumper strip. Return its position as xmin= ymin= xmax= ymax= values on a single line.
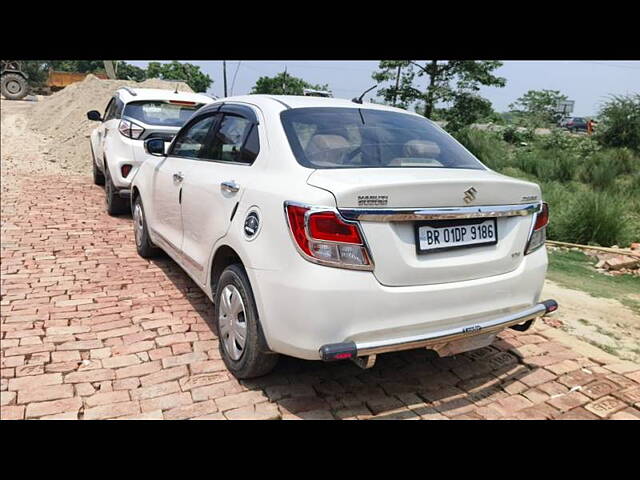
xmin=339 ymin=202 xmax=541 ymax=222
xmin=319 ymin=300 xmax=557 ymax=360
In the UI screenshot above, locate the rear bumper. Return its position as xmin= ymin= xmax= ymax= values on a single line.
xmin=320 ymin=299 xmax=557 ymax=360
xmin=248 ymin=245 xmax=549 ymax=360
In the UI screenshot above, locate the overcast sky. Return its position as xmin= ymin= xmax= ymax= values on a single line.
xmin=128 ymin=60 xmax=640 ymax=117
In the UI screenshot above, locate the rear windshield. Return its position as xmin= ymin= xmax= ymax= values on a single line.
xmin=280 ymin=107 xmax=486 ymax=170
xmin=123 ymin=101 xmax=202 ymax=127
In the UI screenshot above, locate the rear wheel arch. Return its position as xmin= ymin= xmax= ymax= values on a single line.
xmin=209 ymin=245 xmax=244 ymax=299
xmin=131 ymin=186 xmax=140 ymax=208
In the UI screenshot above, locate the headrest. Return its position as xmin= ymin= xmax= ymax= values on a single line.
xmin=403 ymin=140 xmax=441 ymax=158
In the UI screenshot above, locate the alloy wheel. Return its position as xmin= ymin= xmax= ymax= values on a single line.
xmin=133 ymin=202 xmax=144 ymax=247
xmin=218 ymin=285 xmax=247 ymax=361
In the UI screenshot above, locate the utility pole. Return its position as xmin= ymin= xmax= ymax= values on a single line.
xmin=392 ymin=64 xmax=402 ymax=107
xmin=223 ymin=60 xmax=228 ymax=97
xmin=282 ymin=66 xmax=287 ymax=94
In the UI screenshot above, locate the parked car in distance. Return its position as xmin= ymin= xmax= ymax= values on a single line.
xmin=563 ymin=116 xmax=588 ymax=133
xmin=87 ymin=87 xmax=213 ymax=215
xmin=131 ymin=95 xmax=558 ymax=378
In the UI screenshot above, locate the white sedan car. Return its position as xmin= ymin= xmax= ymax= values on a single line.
xmin=130 ymin=95 xmax=557 ymax=379
xmin=87 ymin=87 xmax=213 ymax=215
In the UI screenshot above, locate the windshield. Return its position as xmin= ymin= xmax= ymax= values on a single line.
xmin=280 ymin=107 xmax=486 ymax=170
xmin=123 ymin=101 xmax=202 ymax=127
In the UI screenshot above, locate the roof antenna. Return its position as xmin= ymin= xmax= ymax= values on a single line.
xmin=352 ymin=84 xmax=378 ymax=104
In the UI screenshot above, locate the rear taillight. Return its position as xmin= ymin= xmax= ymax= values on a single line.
xmin=118 ymin=119 xmax=145 ymax=139
xmin=121 ymin=164 xmax=132 ymax=178
xmin=525 ymin=202 xmax=548 ymax=255
xmin=285 ymin=202 xmax=373 ymax=270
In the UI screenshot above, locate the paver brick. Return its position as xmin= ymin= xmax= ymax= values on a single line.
xmin=224 ymin=402 xmax=281 ymax=420
xmin=64 ymin=369 xmax=115 ymax=384
xmin=163 ymin=400 xmax=219 ymax=420
xmin=8 ymin=373 xmax=62 ymax=391
xmin=1 ymin=405 xmax=25 ymax=420
xmin=84 ymin=390 xmax=130 ymax=407
xmin=140 ymin=392 xmax=192 ymax=412
xmin=17 ymin=384 xmax=74 ymax=404
xmin=130 ymin=381 xmax=180 ymax=401
xmin=83 ymin=401 xmax=141 ymax=420
xmin=547 ymin=391 xmax=590 ymax=412
xmin=115 ymin=361 xmax=162 ymax=379
xmin=215 ymin=391 xmax=269 ymax=412
xmin=25 ymin=397 xmax=83 ymax=418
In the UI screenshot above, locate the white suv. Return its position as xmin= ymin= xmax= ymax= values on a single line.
xmin=87 ymin=87 xmax=213 ymax=215
xmin=131 ymin=95 xmax=557 ymax=379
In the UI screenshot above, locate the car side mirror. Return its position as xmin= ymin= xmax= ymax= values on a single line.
xmin=145 ymin=138 xmax=167 ymax=156
xmin=87 ymin=110 xmax=102 ymax=121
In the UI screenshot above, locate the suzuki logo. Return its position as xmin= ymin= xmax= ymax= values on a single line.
xmin=463 ymin=187 xmax=477 ymax=204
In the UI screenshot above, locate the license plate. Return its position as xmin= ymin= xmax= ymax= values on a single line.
xmin=416 ymin=218 xmax=498 ymax=253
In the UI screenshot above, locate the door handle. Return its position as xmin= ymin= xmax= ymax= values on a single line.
xmin=221 ymin=181 xmax=240 ymax=193
xmin=173 ymin=172 xmax=184 ymax=183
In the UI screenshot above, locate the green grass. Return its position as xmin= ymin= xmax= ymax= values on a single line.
xmin=547 ymin=249 xmax=640 ymax=314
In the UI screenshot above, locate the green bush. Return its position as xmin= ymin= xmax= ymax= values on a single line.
xmin=605 ymin=147 xmax=639 ymax=175
xmin=452 ymin=128 xmax=511 ymax=171
xmin=513 ymin=148 xmax=576 ymax=183
xmin=502 ymin=125 xmax=534 ymax=145
xmin=578 ymin=149 xmax=640 ymax=190
xmin=578 ymin=151 xmax=619 ymax=190
xmin=552 ymin=191 xmax=637 ymax=247
xmin=596 ymin=94 xmax=640 ymax=153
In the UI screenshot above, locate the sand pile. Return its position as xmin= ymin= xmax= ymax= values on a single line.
xmin=27 ymin=74 xmax=193 ymax=174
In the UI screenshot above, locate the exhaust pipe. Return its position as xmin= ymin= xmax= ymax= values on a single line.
xmin=510 ymin=299 xmax=558 ymax=332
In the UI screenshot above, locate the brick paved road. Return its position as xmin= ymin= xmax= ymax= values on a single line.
xmin=1 ymin=175 xmax=639 ymax=420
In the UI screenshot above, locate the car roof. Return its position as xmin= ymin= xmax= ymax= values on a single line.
xmin=116 ymin=87 xmax=214 ymax=105
xmin=206 ymin=94 xmax=422 ymax=116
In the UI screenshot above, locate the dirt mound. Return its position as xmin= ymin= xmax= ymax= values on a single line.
xmin=27 ymin=74 xmax=193 ymax=174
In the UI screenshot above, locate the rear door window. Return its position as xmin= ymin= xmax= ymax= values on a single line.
xmin=103 ymin=97 xmax=117 ymax=121
xmin=205 ymin=114 xmax=257 ymax=164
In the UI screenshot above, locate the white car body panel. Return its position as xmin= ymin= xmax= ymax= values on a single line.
xmin=131 ymin=95 xmax=551 ymax=362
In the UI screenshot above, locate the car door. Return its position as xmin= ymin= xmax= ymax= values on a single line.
xmin=149 ymin=112 xmax=218 ymax=258
xmin=179 ymin=104 xmax=262 ymax=284
xmin=94 ymin=97 xmax=119 ymax=162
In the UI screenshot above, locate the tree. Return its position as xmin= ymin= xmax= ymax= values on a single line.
xmin=251 ymin=71 xmax=329 ymax=95
xmin=115 ymin=62 xmax=147 ymax=82
xmin=19 ymin=61 xmax=50 ymax=87
xmin=596 ymin=94 xmax=640 ymax=153
xmin=442 ymin=93 xmax=495 ymax=132
xmin=509 ymin=89 xmax=568 ymax=126
xmin=372 ymin=60 xmax=505 ymax=118
xmin=48 ymin=60 xmax=106 ymax=73
xmin=146 ymin=61 xmax=213 ymax=92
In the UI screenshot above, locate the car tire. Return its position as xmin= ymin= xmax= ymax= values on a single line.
xmin=215 ymin=264 xmax=278 ymax=379
xmin=132 ymin=196 xmax=161 ymax=259
xmin=105 ymin=166 xmax=129 ymax=216
xmin=91 ymin=146 xmax=105 ymax=186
